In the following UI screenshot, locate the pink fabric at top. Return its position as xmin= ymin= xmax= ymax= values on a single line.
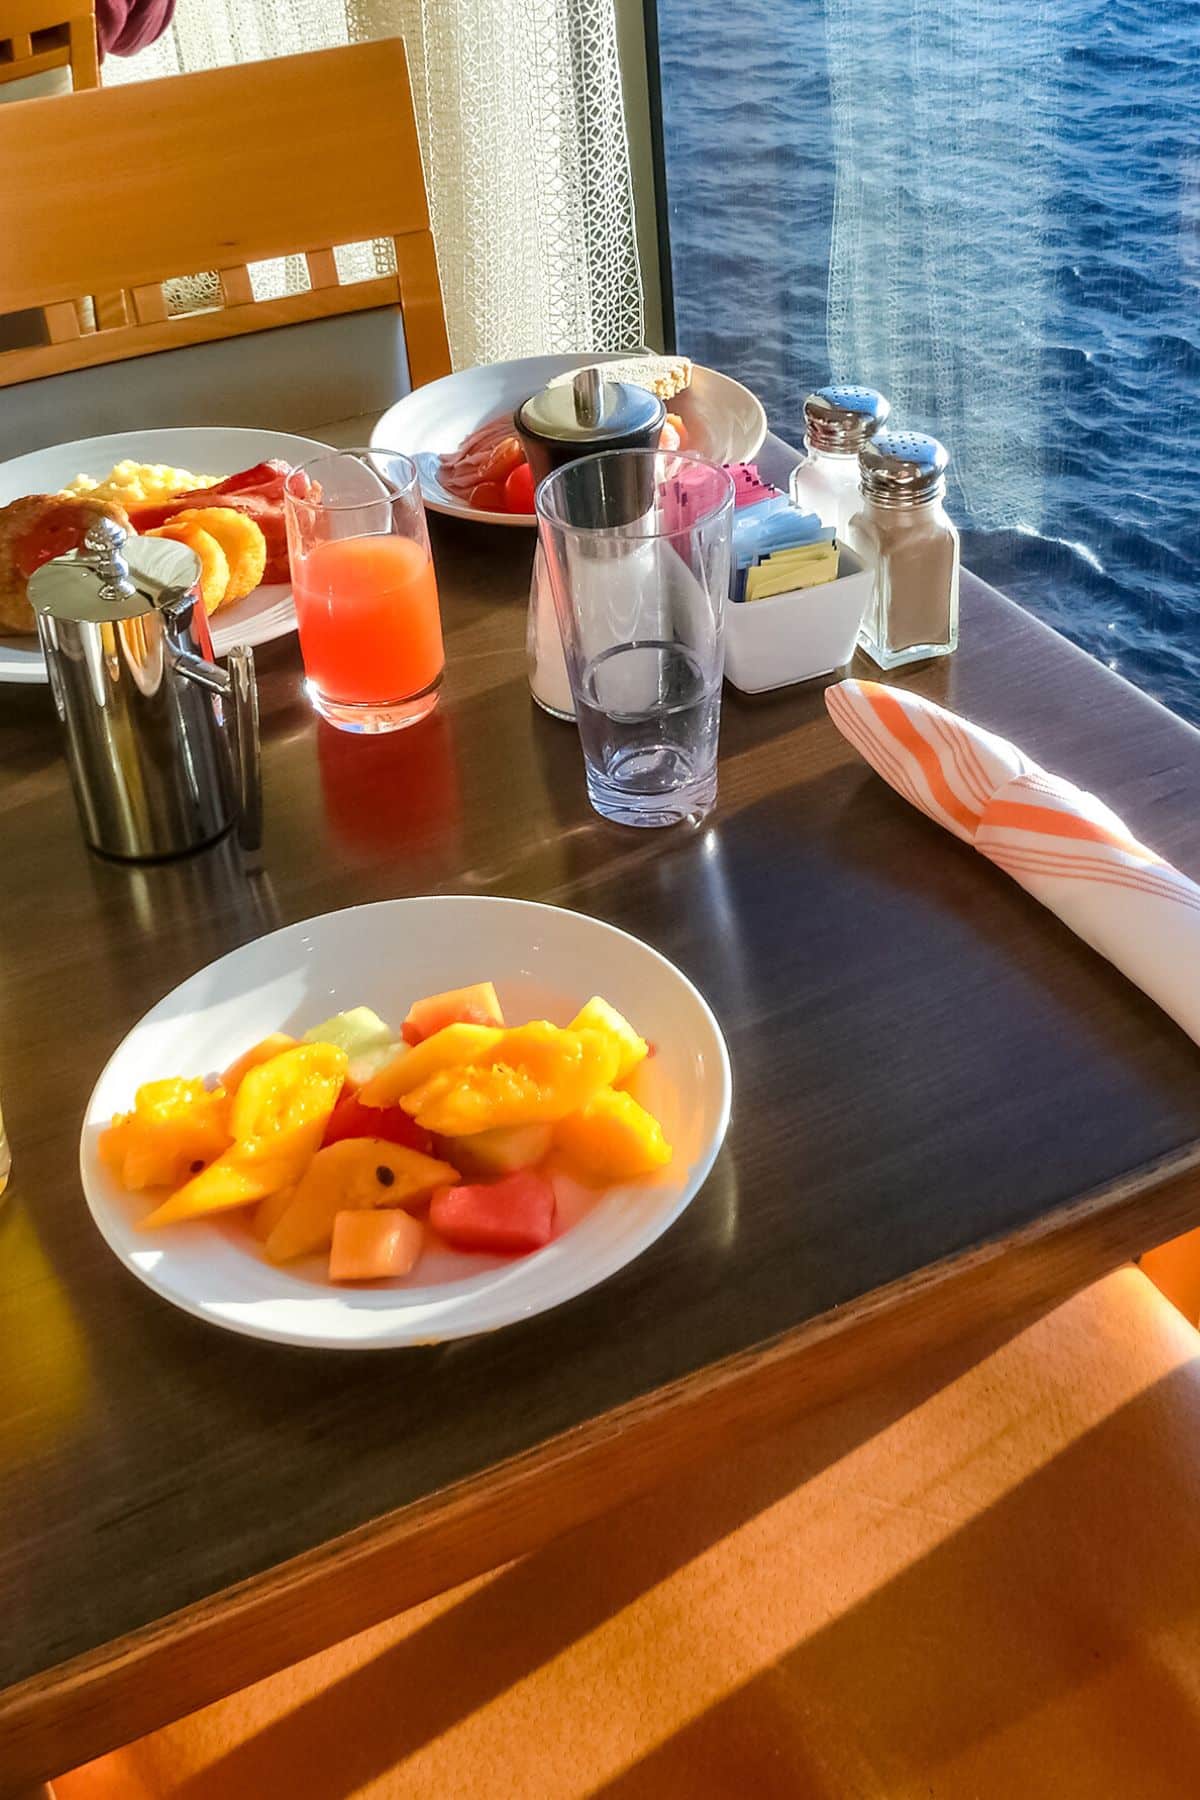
xmin=95 ymin=0 xmax=175 ymax=57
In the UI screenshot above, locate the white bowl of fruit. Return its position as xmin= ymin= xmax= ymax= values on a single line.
xmin=80 ymin=895 xmax=732 ymax=1348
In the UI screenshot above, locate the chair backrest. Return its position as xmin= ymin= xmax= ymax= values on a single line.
xmin=0 ymin=37 xmax=451 ymax=390
xmin=0 ymin=0 xmax=97 ymax=94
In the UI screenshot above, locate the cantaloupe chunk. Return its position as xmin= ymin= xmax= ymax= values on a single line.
xmin=554 ymin=1088 xmax=672 ymax=1186
xmin=329 ymin=1209 xmax=424 ymax=1281
xmin=360 ymin=1024 xmax=503 ymax=1108
xmin=265 ymin=1138 xmax=459 ymax=1263
xmin=567 ymin=997 xmax=648 ymax=1086
xmin=402 ymin=982 xmax=503 ymax=1046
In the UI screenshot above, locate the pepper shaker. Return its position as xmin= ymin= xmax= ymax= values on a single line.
xmin=844 ymin=431 xmax=959 ymax=670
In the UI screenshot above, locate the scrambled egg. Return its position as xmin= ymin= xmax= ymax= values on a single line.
xmin=59 ymin=461 xmax=219 ymax=507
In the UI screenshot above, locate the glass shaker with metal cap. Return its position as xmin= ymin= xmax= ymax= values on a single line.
xmin=844 ymin=429 xmax=959 ymax=671
xmin=789 ymin=384 xmax=891 ymax=536
xmin=29 ymin=517 xmax=261 ymax=859
xmin=515 ymin=366 xmax=666 ymax=719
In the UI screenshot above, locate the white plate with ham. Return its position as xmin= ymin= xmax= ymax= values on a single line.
xmin=0 ymin=426 xmax=330 ymax=684
xmin=372 ymin=353 xmax=768 ymax=529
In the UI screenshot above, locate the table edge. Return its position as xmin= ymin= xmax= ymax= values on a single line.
xmin=6 ymin=1138 xmax=1200 ymax=1792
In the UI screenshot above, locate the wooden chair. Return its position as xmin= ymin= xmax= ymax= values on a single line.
xmin=0 ymin=38 xmax=451 ymax=391
xmin=56 ymin=1268 xmax=1200 ymax=1797
xmin=0 ymin=0 xmax=97 ymax=95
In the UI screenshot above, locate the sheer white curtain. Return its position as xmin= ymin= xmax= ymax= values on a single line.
xmin=105 ymin=0 xmax=645 ymax=369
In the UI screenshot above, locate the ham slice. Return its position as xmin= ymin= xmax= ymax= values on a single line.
xmin=438 ymin=417 xmax=520 ymax=500
xmin=127 ymin=460 xmax=305 ymax=585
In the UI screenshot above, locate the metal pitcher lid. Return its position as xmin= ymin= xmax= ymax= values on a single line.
xmin=517 ymin=368 xmax=665 ymax=447
xmin=858 ymin=430 xmax=950 ymax=505
xmin=803 ymin=385 xmax=891 ymax=453
xmin=28 ymin=517 xmax=201 ymax=625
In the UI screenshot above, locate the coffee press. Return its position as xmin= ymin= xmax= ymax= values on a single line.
xmin=28 ymin=517 xmax=261 ymax=860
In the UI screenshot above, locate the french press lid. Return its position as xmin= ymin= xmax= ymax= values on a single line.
xmin=28 ymin=516 xmax=201 ymax=625
xmin=803 ymin=385 xmax=891 ymax=454
xmin=517 ymin=368 xmax=666 ymax=450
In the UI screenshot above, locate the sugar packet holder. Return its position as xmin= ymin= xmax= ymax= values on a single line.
xmin=724 ymin=543 xmax=874 ymax=694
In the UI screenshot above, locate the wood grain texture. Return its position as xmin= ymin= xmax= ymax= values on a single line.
xmin=4 ymin=453 xmax=1200 ymax=1786
xmin=0 ymin=38 xmax=448 ymax=390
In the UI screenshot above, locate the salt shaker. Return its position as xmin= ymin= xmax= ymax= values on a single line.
xmin=789 ymin=385 xmax=891 ymax=537
xmin=844 ymin=431 xmax=959 ymax=670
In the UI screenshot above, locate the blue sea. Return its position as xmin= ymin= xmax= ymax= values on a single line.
xmin=658 ymin=0 xmax=1200 ymax=721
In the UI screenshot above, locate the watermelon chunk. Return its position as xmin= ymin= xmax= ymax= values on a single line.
xmin=402 ymin=982 xmax=504 ymax=1047
xmin=430 ymin=1169 xmax=555 ymax=1255
xmin=322 ymin=1091 xmax=433 ymax=1155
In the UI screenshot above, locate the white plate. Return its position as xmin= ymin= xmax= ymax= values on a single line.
xmin=80 ymin=896 xmax=732 ymax=1349
xmin=372 ymin=354 xmax=768 ymax=528
xmin=0 ymin=425 xmax=331 ymax=685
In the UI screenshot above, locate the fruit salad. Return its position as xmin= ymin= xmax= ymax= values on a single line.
xmin=99 ymin=984 xmax=671 ymax=1286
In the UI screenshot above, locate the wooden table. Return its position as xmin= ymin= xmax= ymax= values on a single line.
xmin=5 ymin=431 xmax=1200 ymax=1792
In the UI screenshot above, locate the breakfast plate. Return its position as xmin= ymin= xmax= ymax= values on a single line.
xmin=372 ymin=353 xmax=768 ymax=528
xmin=80 ymin=895 xmax=732 ymax=1348
xmin=0 ymin=425 xmax=330 ymax=685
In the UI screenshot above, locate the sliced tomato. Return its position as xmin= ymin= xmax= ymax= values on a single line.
xmin=660 ymin=412 xmax=689 ymax=452
xmin=321 ymin=1091 xmax=433 ymax=1155
xmin=468 ymin=481 xmax=506 ymax=513
xmin=430 ymin=1169 xmax=556 ymax=1255
xmin=479 ymin=435 xmax=525 ymax=484
xmin=503 ymin=460 xmax=536 ymax=515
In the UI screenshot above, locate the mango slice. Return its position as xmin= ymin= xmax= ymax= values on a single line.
xmin=100 ymin=1077 xmax=230 ymax=1192
xmin=400 ymin=1022 xmax=619 ymax=1136
xmin=140 ymin=1043 xmax=347 ymax=1229
xmin=554 ymin=1088 xmax=672 ymax=1186
xmin=360 ymin=1024 xmax=504 ymax=1107
xmin=220 ymin=1032 xmax=297 ymax=1097
xmin=265 ymin=1138 xmax=459 ymax=1263
xmin=568 ymin=997 xmax=649 ymax=1087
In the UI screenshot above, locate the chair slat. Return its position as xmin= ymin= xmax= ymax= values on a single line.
xmin=305 ymin=249 xmax=339 ymax=291
xmin=131 ymin=283 xmax=168 ymax=325
xmin=219 ymin=267 xmax=254 ymax=308
xmin=93 ymin=291 xmax=130 ymax=331
xmin=42 ymin=301 xmax=81 ymax=344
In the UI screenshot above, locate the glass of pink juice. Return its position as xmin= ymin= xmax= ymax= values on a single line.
xmin=284 ymin=449 xmax=444 ymax=733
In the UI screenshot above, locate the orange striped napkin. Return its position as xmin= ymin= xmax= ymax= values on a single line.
xmin=826 ymin=678 xmax=1200 ymax=1041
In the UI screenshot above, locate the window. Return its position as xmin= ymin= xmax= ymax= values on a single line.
xmin=650 ymin=0 xmax=1200 ymax=722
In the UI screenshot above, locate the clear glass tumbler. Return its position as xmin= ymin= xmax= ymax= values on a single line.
xmin=535 ymin=450 xmax=734 ymax=827
xmin=284 ymin=449 xmax=444 ymax=734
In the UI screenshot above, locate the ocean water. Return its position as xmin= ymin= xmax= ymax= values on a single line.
xmin=658 ymin=0 xmax=1200 ymax=722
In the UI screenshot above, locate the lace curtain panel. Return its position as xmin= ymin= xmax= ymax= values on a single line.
xmin=105 ymin=0 xmax=645 ymax=368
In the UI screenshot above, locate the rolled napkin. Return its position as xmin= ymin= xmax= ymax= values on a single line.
xmin=826 ymin=677 xmax=1200 ymax=1045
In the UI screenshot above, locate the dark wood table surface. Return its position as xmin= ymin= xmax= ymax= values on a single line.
xmin=5 ymin=436 xmax=1200 ymax=1791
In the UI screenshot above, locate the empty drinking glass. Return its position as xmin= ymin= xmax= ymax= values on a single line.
xmin=535 ymin=450 xmax=734 ymax=827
